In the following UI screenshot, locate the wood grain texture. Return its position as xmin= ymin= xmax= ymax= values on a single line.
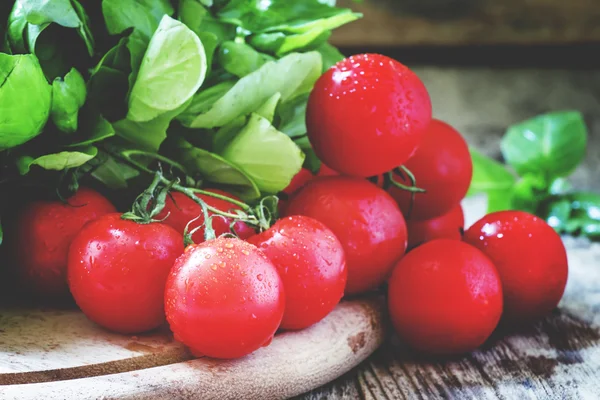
xmin=0 ymin=298 xmax=385 ymax=399
xmin=298 ymin=197 xmax=600 ymax=399
xmin=330 ymin=0 xmax=600 ymax=46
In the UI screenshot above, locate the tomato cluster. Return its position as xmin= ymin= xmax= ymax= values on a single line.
xmin=5 ymin=53 xmax=568 ymax=360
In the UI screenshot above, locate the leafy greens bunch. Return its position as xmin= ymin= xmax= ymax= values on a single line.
xmin=468 ymin=110 xmax=600 ymax=240
xmin=0 ymin=0 xmax=362 ymax=243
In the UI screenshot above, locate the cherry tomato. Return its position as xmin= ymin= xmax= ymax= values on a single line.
xmin=278 ymin=168 xmax=314 ymax=216
xmin=388 ymin=239 xmax=503 ymax=355
xmin=407 ymin=204 xmax=464 ymax=250
xmin=389 ymin=119 xmax=472 ymax=220
xmin=156 ymin=189 xmax=254 ymax=242
xmin=317 ymin=163 xmax=339 ymax=177
xmin=12 ymin=187 xmax=116 ymax=299
xmin=463 ymin=210 xmax=568 ymax=323
xmin=68 ymin=214 xmax=184 ymax=334
xmin=306 ymin=53 xmax=432 ymax=177
xmin=248 ymin=215 xmax=347 ymax=330
xmin=285 ymin=176 xmax=407 ymax=295
xmin=165 ymin=237 xmax=285 ymax=359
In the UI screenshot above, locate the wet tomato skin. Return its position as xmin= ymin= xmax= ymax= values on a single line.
xmin=165 ymin=238 xmax=285 ymax=359
xmin=285 ymin=176 xmax=407 ymax=295
xmin=388 ymin=239 xmax=503 ymax=355
xmin=306 ymin=53 xmax=432 ymax=177
xmin=156 ymin=189 xmax=254 ymax=242
xmin=278 ymin=168 xmax=314 ymax=216
xmin=13 ymin=187 xmax=116 ymax=298
xmin=68 ymin=213 xmax=184 ymax=334
xmin=463 ymin=210 xmax=568 ymax=323
xmin=248 ymin=215 xmax=347 ymax=330
xmin=406 ymin=204 xmax=464 ymax=250
xmin=389 ymin=119 xmax=472 ymax=220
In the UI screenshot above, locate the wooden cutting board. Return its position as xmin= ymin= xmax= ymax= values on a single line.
xmin=0 ymin=297 xmax=385 ymax=399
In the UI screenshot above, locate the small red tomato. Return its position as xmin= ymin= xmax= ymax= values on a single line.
xmin=248 ymin=215 xmax=347 ymax=330
xmin=68 ymin=214 xmax=184 ymax=334
xmin=278 ymin=168 xmax=314 ymax=215
xmin=285 ymin=176 xmax=407 ymax=295
xmin=306 ymin=53 xmax=432 ymax=177
xmin=407 ymin=204 xmax=464 ymax=250
xmin=463 ymin=210 xmax=568 ymax=323
xmin=388 ymin=239 xmax=503 ymax=355
xmin=389 ymin=119 xmax=472 ymax=220
xmin=165 ymin=238 xmax=285 ymax=359
xmin=317 ymin=163 xmax=339 ymax=177
xmin=156 ymin=189 xmax=254 ymax=242
xmin=12 ymin=187 xmax=116 ymax=298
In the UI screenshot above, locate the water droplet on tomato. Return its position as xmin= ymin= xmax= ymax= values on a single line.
xmin=241 ymin=249 xmax=249 ymax=256
xmin=256 ymin=274 xmax=263 ymax=281
xmin=224 ymin=242 xmax=234 ymax=249
xmin=205 ymin=253 xmax=211 ymax=259
xmin=251 ymin=313 xmax=257 ymax=319
xmin=210 ymin=265 xmax=217 ymax=271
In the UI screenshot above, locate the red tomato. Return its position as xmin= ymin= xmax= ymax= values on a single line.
xmin=388 ymin=239 xmax=503 ymax=355
xmin=317 ymin=163 xmax=339 ymax=177
xmin=68 ymin=214 xmax=184 ymax=334
xmin=278 ymin=168 xmax=314 ymax=216
xmin=12 ymin=187 xmax=116 ymax=299
xmin=463 ymin=211 xmax=568 ymax=323
xmin=407 ymin=204 xmax=464 ymax=250
xmin=306 ymin=53 xmax=432 ymax=177
xmin=156 ymin=189 xmax=254 ymax=243
xmin=247 ymin=215 xmax=347 ymax=330
xmin=165 ymin=238 xmax=285 ymax=359
xmin=389 ymin=119 xmax=472 ymax=220
xmin=285 ymin=176 xmax=407 ymax=295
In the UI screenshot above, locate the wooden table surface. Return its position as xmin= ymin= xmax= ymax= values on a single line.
xmin=298 ymin=199 xmax=600 ymax=400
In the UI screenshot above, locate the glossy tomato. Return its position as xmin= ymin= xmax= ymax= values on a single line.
xmin=317 ymin=163 xmax=339 ymax=177
xmin=278 ymin=168 xmax=314 ymax=216
xmin=389 ymin=119 xmax=472 ymax=220
xmin=165 ymin=238 xmax=285 ymax=359
xmin=388 ymin=239 xmax=503 ymax=355
xmin=285 ymin=176 xmax=407 ymax=295
xmin=12 ymin=187 xmax=116 ymax=299
xmin=68 ymin=214 xmax=184 ymax=334
xmin=306 ymin=53 xmax=432 ymax=177
xmin=406 ymin=204 xmax=464 ymax=250
xmin=248 ymin=215 xmax=347 ymax=330
xmin=156 ymin=189 xmax=254 ymax=243
xmin=463 ymin=210 xmax=568 ymax=323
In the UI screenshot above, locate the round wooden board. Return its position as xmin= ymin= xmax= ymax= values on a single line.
xmin=0 ymin=297 xmax=385 ymax=399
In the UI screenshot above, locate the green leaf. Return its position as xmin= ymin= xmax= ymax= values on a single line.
xmin=0 ymin=54 xmax=52 ymax=150
xmin=51 ymin=68 xmax=87 ymax=133
xmin=176 ymin=80 xmax=235 ymax=125
xmin=218 ymin=41 xmax=267 ymax=78
xmin=221 ymin=113 xmax=305 ymax=194
xmin=511 ymin=174 xmax=548 ymax=214
xmin=17 ymin=146 xmax=98 ymax=174
xmin=91 ymin=153 xmax=140 ymax=189
xmin=127 ymin=15 xmax=207 ymax=122
xmin=102 ymin=0 xmax=174 ymax=39
xmin=251 ymin=27 xmax=333 ymax=56
xmin=316 ymin=42 xmax=344 ymax=71
xmin=538 ymin=192 xmax=600 ymax=240
xmin=294 ymin=135 xmax=321 ymax=173
xmin=212 ymin=116 xmax=247 ymax=154
xmin=278 ymin=93 xmax=308 ymax=138
xmin=501 ymin=111 xmax=588 ymax=179
xmin=65 ymin=110 xmax=115 ymax=147
xmin=188 ymin=51 xmax=322 ymax=128
xmin=162 ymin=135 xmax=261 ymax=201
xmin=467 ymin=148 xmax=517 ymax=213
xmin=255 ymin=92 xmax=281 ymax=123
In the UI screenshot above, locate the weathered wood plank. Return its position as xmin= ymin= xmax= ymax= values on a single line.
xmin=300 ymin=198 xmax=600 ymax=400
xmin=331 ymin=0 xmax=600 ymax=46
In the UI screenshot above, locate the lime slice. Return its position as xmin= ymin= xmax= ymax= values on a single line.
xmin=127 ymin=15 xmax=207 ymax=122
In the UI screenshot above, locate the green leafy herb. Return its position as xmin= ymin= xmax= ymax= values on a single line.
xmin=0 ymin=53 xmax=52 ymax=150
xmin=102 ymin=0 xmax=174 ymax=39
xmin=50 ymin=68 xmax=87 ymax=133
xmin=17 ymin=146 xmax=98 ymax=174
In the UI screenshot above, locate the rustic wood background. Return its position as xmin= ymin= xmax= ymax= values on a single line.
xmin=331 ymin=0 xmax=600 ymax=46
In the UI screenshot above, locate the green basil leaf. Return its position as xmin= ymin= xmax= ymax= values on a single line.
xmin=501 ymin=111 xmax=588 ymax=179
xmin=162 ymin=135 xmax=260 ymax=201
xmin=255 ymin=92 xmax=281 ymax=123
xmin=212 ymin=116 xmax=247 ymax=154
xmin=188 ymin=51 xmax=322 ymax=128
xmin=102 ymin=0 xmax=174 ymax=39
xmin=91 ymin=153 xmax=140 ymax=189
xmin=17 ymin=146 xmax=97 ymax=174
xmin=127 ymin=15 xmax=207 ymax=122
xmin=511 ymin=174 xmax=548 ymax=214
xmin=177 ymin=80 xmax=235 ymax=126
xmin=65 ymin=110 xmax=115 ymax=147
xmin=278 ymin=93 xmax=308 ymax=138
xmin=0 ymin=54 xmax=52 ymax=150
xmin=294 ymin=135 xmax=321 ymax=173
xmin=50 ymin=68 xmax=87 ymax=133
xmin=316 ymin=42 xmax=344 ymax=71
xmin=220 ymin=113 xmax=305 ymax=194
xmin=467 ymin=148 xmax=517 ymax=213
xmin=218 ymin=41 xmax=267 ymax=78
